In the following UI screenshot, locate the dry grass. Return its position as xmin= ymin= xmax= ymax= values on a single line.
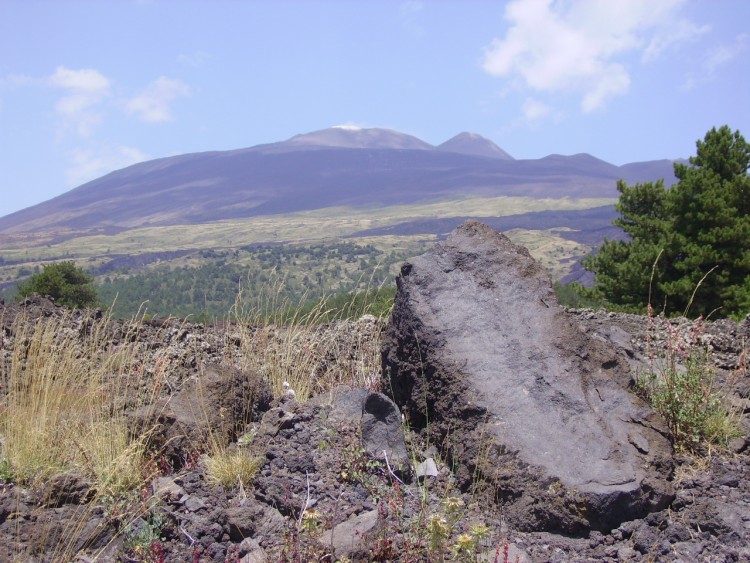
xmin=0 ymin=307 xmax=173 ymax=560
xmin=227 ymin=278 xmax=385 ymax=401
xmin=204 ymin=450 xmax=264 ymax=490
xmin=0 ymin=275 xmax=389 ymax=558
xmin=0 ymin=310 xmax=166 ymax=492
xmin=637 ymin=293 xmax=742 ymax=451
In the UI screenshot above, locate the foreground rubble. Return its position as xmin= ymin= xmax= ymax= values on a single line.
xmin=0 ymin=222 xmax=749 ymax=561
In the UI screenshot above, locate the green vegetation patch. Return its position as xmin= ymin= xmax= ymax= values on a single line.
xmin=96 ymin=240 xmax=417 ymax=319
xmin=0 ymin=195 xmax=612 ymax=264
xmin=584 ymin=125 xmax=750 ymax=319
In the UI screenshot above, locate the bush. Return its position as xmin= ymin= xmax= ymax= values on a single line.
xmin=553 ymin=281 xmax=605 ymax=309
xmin=635 ymin=311 xmax=741 ymax=450
xmin=16 ymin=261 xmax=99 ymax=309
xmin=584 ymin=125 xmax=750 ymax=318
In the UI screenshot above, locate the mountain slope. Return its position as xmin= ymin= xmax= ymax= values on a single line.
xmin=280 ymin=126 xmax=434 ymax=150
xmin=438 ymin=132 xmax=514 ymax=160
xmin=0 ymin=127 xmax=679 ymax=234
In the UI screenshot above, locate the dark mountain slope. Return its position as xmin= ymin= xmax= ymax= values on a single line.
xmin=437 ymin=132 xmax=514 ymax=160
xmin=0 ymin=128 xmax=679 ymax=234
xmin=279 ymin=126 xmax=434 ymax=151
xmin=348 ymin=205 xmax=622 ymax=243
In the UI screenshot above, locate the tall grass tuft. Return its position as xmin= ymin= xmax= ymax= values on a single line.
xmin=636 ymin=308 xmax=742 ymax=450
xmin=205 ymin=449 xmax=264 ymax=490
xmin=0 ymin=307 xmax=169 ymax=493
xmin=0 ymin=306 xmax=174 ymax=560
xmin=227 ymin=276 xmax=387 ymax=401
xmin=636 ymin=262 xmax=741 ymax=450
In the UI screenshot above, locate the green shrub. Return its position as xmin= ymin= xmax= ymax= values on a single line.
xmin=553 ymin=281 xmax=605 ymax=309
xmin=636 ymin=313 xmax=741 ymax=450
xmin=16 ymin=260 xmax=99 ymax=309
xmin=584 ymin=125 xmax=750 ymax=319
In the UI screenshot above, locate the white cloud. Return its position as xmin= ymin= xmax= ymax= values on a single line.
xmin=49 ymin=66 xmax=111 ymax=136
xmin=482 ymin=0 xmax=700 ymax=113
xmin=50 ymin=66 xmax=110 ymax=92
xmin=125 ymin=76 xmax=190 ymax=122
xmin=704 ymin=32 xmax=749 ymax=73
xmin=642 ymin=19 xmax=710 ymax=62
xmin=683 ymin=32 xmax=749 ymax=90
xmin=66 ymin=145 xmax=149 ymax=187
xmin=0 ymin=73 xmax=34 ymax=88
xmin=177 ymin=51 xmax=209 ymax=68
xmin=522 ymin=97 xmax=553 ymax=121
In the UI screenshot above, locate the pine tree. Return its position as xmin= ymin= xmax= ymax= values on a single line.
xmin=584 ymin=126 xmax=750 ymax=318
xmin=16 ymin=261 xmax=99 ymax=309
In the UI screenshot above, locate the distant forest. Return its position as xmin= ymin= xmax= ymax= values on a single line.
xmin=95 ymin=241 xmax=414 ymax=320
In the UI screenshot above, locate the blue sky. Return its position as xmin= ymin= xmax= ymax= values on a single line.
xmin=1 ymin=0 xmax=748 ymax=218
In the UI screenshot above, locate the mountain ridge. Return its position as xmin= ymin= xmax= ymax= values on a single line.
xmin=0 ymin=127 xmax=680 ymax=234
xmin=437 ymin=132 xmax=514 ymax=160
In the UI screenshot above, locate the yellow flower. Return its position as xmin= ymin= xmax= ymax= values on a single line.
xmin=470 ymin=522 xmax=490 ymax=542
xmin=442 ymin=496 xmax=464 ymax=512
xmin=452 ymin=533 xmax=476 ymax=555
xmin=302 ymin=509 xmax=320 ymax=521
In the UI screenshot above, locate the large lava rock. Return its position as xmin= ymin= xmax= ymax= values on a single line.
xmin=381 ymin=221 xmax=674 ymax=534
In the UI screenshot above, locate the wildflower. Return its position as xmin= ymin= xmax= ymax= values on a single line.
xmin=470 ymin=522 xmax=490 ymax=543
xmin=442 ymin=496 xmax=464 ymax=512
xmin=427 ymin=514 xmax=450 ymax=551
xmin=301 ymin=508 xmax=321 ymax=533
xmin=452 ymin=533 xmax=476 ymax=556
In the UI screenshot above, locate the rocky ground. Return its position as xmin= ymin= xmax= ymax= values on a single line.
xmin=0 ymin=293 xmax=748 ymax=562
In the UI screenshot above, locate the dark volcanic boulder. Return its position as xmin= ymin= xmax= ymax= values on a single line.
xmin=381 ymin=220 xmax=674 ymax=534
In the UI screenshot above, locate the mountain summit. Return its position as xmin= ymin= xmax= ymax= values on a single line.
xmin=438 ymin=132 xmax=514 ymax=160
xmin=279 ymin=126 xmax=433 ymax=151
xmin=0 ymin=127 xmax=678 ymax=234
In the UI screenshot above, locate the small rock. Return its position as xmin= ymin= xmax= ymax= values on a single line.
xmin=628 ymin=432 xmax=650 ymax=455
xmin=259 ymin=406 xmax=296 ymax=437
xmin=694 ymin=500 xmax=745 ymax=537
xmin=672 ymin=540 xmax=705 ymax=559
xmin=361 ymin=392 xmax=409 ymax=471
xmin=319 ymin=510 xmax=379 ymax=557
xmin=184 ymin=496 xmax=207 ymax=513
xmin=617 ymin=546 xmax=639 ymax=561
xmin=728 ymin=436 xmax=747 ymax=453
xmin=664 ymin=523 xmax=691 ymax=544
xmin=588 ymin=530 xmax=604 ymax=548
xmin=239 ymin=537 xmax=268 ymax=563
xmin=716 ymin=472 xmax=740 ymax=488
xmin=152 ymin=476 xmax=187 ymax=504
xmin=226 ymin=503 xmax=286 ymax=542
xmin=41 ymin=471 xmax=94 ymax=507
xmin=617 ymin=520 xmax=639 ymax=539
xmin=415 ymin=458 xmax=438 ymax=479
xmin=632 ymin=524 xmax=658 ymax=554
xmin=282 ymin=380 xmax=296 ymax=401
xmin=312 ymin=386 xmax=368 ymax=424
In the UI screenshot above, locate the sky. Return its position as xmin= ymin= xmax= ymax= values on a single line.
xmin=1 ymin=0 xmax=748 ymax=218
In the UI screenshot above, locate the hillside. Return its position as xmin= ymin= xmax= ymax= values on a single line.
xmin=0 ymin=127 xmax=682 ymax=317
xmin=1 ymin=243 xmax=747 ymax=561
xmin=0 ymin=127 xmax=677 ymax=234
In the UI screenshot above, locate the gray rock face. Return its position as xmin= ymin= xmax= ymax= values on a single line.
xmin=318 ymin=509 xmax=380 ymax=558
xmin=361 ymin=392 xmax=410 ymax=470
xmin=311 ymin=386 xmax=409 ymax=470
xmin=381 ymin=220 xmax=674 ymax=533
